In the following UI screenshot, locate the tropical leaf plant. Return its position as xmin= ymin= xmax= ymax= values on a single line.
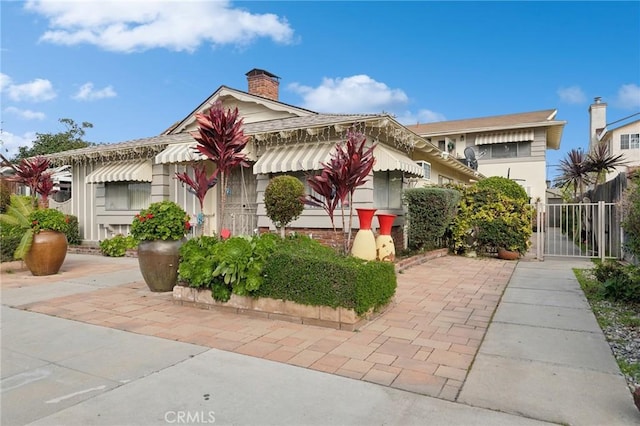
xmin=174 ymin=162 xmax=218 ymax=211
xmin=0 ymin=195 xmax=35 ymax=259
xmin=556 ymin=149 xmax=592 ymax=199
xmin=0 ymin=155 xmax=55 ymax=207
xmin=191 ymin=101 xmax=250 ymax=231
xmin=302 ymin=129 xmax=376 ymax=252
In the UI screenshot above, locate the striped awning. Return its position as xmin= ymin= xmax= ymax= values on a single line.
xmin=85 ymin=160 xmax=152 ymax=183
xmin=253 ymin=143 xmax=335 ymax=174
xmin=253 ymin=143 xmax=424 ymax=176
xmin=155 ymin=143 xmax=206 ymax=164
xmin=373 ymin=145 xmax=424 ymax=177
xmin=475 ymin=129 xmax=534 ymax=145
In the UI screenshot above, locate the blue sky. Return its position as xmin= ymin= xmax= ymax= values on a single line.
xmin=1 ymin=1 xmax=639 ymax=181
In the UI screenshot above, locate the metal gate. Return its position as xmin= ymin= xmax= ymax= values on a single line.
xmin=536 ymin=201 xmax=622 ymax=260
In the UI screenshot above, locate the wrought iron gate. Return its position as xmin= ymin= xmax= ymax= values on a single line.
xmin=536 ymin=201 xmax=622 ymax=261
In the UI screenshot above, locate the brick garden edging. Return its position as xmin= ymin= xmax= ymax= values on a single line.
xmin=172 ymin=285 xmax=391 ymax=331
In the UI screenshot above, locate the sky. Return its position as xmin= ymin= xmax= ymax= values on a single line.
xmin=1 ymin=0 xmax=639 ymax=182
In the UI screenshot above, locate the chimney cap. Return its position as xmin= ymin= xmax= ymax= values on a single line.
xmin=594 ymin=96 xmax=602 ymax=104
xmin=245 ymin=68 xmax=280 ymax=80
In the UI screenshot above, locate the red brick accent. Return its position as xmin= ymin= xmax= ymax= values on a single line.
xmin=259 ymin=226 xmax=405 ymax=254
xmin=247 ymin=74 xmax=279 ymax=100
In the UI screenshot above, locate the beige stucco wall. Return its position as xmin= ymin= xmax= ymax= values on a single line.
xmin=605 ymin=121 xmax=640 ymax=181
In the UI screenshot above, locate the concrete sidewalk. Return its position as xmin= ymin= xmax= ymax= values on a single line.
xmin=459 ymin=258 xmax=639 ymax=425
xmin=1 ymin=253 xmax=638 ymax=425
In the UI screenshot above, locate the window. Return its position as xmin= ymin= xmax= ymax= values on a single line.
xmin=105 ymin=182 xmax=150 ymax=211
xmin=621 ymin=133 xmax=640 ymax=150
xmin=419 ymin=161 xmax=431 ymax=180
xmin=374 ymin=171 xmax=403 ymax=209
xmin=438 ymin=140 xmax=446 ymax=151
xmin=439 ymin=176 xmax=453 ymax=185
xmin=477 ymin=141 xmax=532 ymax=159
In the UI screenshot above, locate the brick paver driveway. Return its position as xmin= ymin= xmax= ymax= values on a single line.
xmin=5 ymin=254 xmax=516 ymax=401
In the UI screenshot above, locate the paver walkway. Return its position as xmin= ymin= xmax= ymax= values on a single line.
xmin=4 ymin=254 xmax=516 ymax=401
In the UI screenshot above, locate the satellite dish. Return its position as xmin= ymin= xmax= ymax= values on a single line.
xmin=463 ymin=146 xmax=478 ymax=170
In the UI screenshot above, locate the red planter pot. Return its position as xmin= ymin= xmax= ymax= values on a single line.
xmin=351 ymin=208 xmax=377 ymax=260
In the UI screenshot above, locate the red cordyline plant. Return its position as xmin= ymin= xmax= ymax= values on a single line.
xmin=0 ymin=154 xmax=55 ymax=207
xmin=302 ymin=130 xmax=376 ymax=252
xmin=175 ymin=163 xmax=218 ymax=212
xmin=190 ymin=101 xmax=250 ymax=231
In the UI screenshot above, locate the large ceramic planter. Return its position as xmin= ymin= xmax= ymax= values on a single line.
xmin=351 ymin=208 xmax=377 ymax=260
xmin=376 ymin=214 xmax=397 ymax=262
xmin=138 ymin=238 xmax=185 ymax=292
xmin=497 ymin=248 xmax=520 ymax=261
xmin=24 ymin=230 xmax=68 ymax=276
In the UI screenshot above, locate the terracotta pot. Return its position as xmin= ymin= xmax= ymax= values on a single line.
xmin=24 ymin=230 xmax=68 ymax=276
xmin=497 ymin=248 xmax=520 ymax=261
xmin=376 ymin=214 xmax=396 ymax=262
xmin=138 ymin=238 xmax=185 ymax=292
xmin=351 ymin=208 xmax=377 ymax=260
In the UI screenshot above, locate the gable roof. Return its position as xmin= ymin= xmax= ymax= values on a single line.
xmin=164 ymin=86 xmax=317 ymax=135
xmin=406 ymin=109 xmax=566 ymax=150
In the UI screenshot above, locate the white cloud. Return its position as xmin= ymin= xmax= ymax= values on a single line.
xmin=395 ymin=109 xmax=447 ymax=126
xmin=0 ymin=130 xmax=37 ymax=160
xmin=72 ymin=82 xmax=117 ymax=101
xmin=557 ymin=86 xmax=586 ymax=105
xmin=616 ymin=83 xmax=640 ymax=109
xmin=289 ymin=75 xmax=409 ymax=113
xmin=25 ymin=0 xmax=295 ymax=53
xmin=0 ymin=74 xmax=56 ymax=102
xmin=4 ymin=106 xmax=46 ymax=120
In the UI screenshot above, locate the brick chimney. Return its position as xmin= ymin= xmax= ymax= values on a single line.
xmin=246 ymin=69 xmax=280 ymax=101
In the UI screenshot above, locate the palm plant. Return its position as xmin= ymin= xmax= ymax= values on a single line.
xmin=556 ymin=149 xmax=592 ymax=199
xmin=190 ymin=101 xmax=250 ymax=232
xmin=0 ymin=195 xmax=35 ymax=259
xmin=587 ymin=141 xmax=627 ymax=185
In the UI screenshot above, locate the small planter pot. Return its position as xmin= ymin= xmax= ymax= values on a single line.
xmin=351 ymin=208 xmax=377 ymax=260
xmin=138 ymin=238 xmax=185 ymax=292
xmin=497 ymin=248 xmax=520 ymax=261
xmin=24 ymin=230 xmax=68 ymax=276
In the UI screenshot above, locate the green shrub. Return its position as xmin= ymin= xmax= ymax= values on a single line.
xmin=476 ymin=176 xmax=529 ymax=201
xmin=178 ymin=236 xmax=221 ymax=288
xmin=404 ymin=187 xmax=461 ymax=250
xmin=64 ymin=215 xmax=81 ymax=245
xmin=621 ymin=179 xmax=640 ymax=257
xmin=99 ymin=234 xmax=138 ymax=257
xmin=593 ymin=260 xmax=625 ymax=283
xmin=264 ymin=175 xmax=305 ymax=236
xmin=0 ymin=222 xmax=22 ymax=262
xmin=258 ymin=236 xmax=396 ymax=315
xmin=593 ymin=261 xmax=640 ymax=302
xmin=450 ymin=184 xmax=532 ymax=255
xmin=0 ymin=180 xmax=10 ymax=214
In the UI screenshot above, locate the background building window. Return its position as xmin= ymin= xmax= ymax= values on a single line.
xmin=621 ymin=133 xmax=640 ymax=150
xmin=374 ymin=171 xmax=403 ymax=209
xmin=439 ymin=176 xmax=453 ymax=185
xmin=418 ymin=161 xmax=431 ymax=180
xmin=105 ymin=182 xmax=150 ymax=211
xmin=477 ymin=141 xmax=532 ymax=159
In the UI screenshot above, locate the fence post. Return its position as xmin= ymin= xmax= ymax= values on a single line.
xmin=537 ymin=201 xmax=544 ymax=261
xmin=599 ymin=201 xmax=606 ymax=262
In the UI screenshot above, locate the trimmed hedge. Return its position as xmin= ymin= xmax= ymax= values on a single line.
xmin=0 ymin=222 xmax=22 ymax=262
xmin=64 ymin=215 xmax=81 ymax=245
xmin=476 ymin=176 xmax=529 ymax=201
xmin=404 ymin=187 xmax=461 ymax=250
xmin=258 ymin=237 xmax=396 ymax=315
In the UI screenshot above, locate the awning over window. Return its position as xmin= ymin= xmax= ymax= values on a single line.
xmin=253 ymin=143 xmax=424 ymax=177
xmin=85 ymin=160 xmax=152 ymax=183
xmin=373 ymin=145 xmax=424 ymax=177
xmin=253 ymin=143 xmax=335 ymax=174
xmin=154 ymin=143 xmax=205 ymax=164
xmin=475 ymin=129 xmax=534 ymax=145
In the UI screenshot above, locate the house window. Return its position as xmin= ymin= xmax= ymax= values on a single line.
xmin=477 ymin=141 xmax=532 ymax=159
xmin=439 ymin=176 xmax=454 ymax=185
xmin=374 ymin=171 xmax=403 ymax=209
xmin=105 ymin=182 xmax=151 ymax=211
xmin=438 ymin=140 xmax=446 ymax=151
xmin=420 ymin=162 xmax=431 ymax=180
xmin=621 ymin=133 xmax=640 ymax=149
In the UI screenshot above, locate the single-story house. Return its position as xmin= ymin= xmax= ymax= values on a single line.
xmin=46 ymin=69 xmax=481 ymax=247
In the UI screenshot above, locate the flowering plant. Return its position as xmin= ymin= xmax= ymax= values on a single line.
xmin=30 ymin=208 xmax=69 ymax=233
xmin=130 ymin=201 xmax=190 ymax=241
